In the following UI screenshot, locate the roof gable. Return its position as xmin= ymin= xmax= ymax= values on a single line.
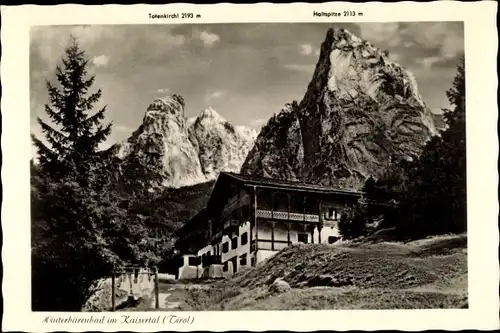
xmin=221 ymin=172 xmax=362 ymax=196
xmin=174 ymin=172 xmax=362 ymax=237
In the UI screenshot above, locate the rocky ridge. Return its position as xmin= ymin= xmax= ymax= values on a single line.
xmin=241 ymin=28 xmax=437 ymax=189
xmin=108 ymin=94 xmax=257 ymax=189
xmin=188 ymin=107 xmax=258 ymax=181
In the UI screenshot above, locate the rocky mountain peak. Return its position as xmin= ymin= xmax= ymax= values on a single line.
xmin=280 ymin=102 xmax=298 ymax=115
xmin=108 ymin=94 xmax=257 ymax=189
xmin=305 ymin=28 xmax=429 ymax=112
xmin=189 ymin=107 xmax=258 ymax=180
xmin=234 ymin=125 xmax=259 ymax=139
xmin=327 ymin=27 xmax=363 ymax=47
xmin=144 ymin=94 xmax=187 ymax=131
xmin=147 ymin=94 xmax=185 ymax=113
xmin=242 ymin=28 xmax=438 ymax=189
xmin=198 ymin=107 xmax=224 ymax=121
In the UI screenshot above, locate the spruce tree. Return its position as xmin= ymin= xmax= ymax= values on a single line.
xmin=360 ymin=58 xmax=466 ymax=239
xmin=31 ymin=35 xmax=111 ymax=187
xmin=439 ymin=57 xmax=466 ymax=232
xmin=443 ymin=57 xmax=465 ymax=129
xmin=397 ymin=58 xmax=466 ymax=237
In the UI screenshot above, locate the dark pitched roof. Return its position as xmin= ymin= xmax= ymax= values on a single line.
xmin=221 ymin=172 xmax=362 ymax=196
xmin=172 ymin=208 xmax=207 ymax=238
xmin=173 ymin=172 xmax=362 ymax=237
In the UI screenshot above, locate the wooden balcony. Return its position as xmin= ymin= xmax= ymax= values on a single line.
xmin=256 ymin=209 xmax=320 ymax=222
xmin=202 ymin=255 xmax=222 ymax=267
xmin=222 ymin=220 xmax=240 ymax=236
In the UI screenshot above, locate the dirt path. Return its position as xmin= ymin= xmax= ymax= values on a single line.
xmin=142 ymin=281 xmax=214 ymax=310
xmin=151 ymin=288 xmax=183 ymax=309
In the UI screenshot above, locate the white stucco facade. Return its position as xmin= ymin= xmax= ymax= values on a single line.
xmin=178 ymin=219 xmax=342 ymax=279
xmin=173 ymin=172 xmax=360 ymax=280
xmin=177 ymin=222 xmax=253 ymax=279
xmin=178 ymin=219 xmax=343 ymax=279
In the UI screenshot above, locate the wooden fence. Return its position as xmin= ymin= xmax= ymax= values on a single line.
xmin=110 ymin=265 xmax=160 ymax=311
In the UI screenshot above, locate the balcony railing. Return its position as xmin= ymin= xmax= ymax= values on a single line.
xmin=223 ymin=219 xmax=240 ymax=230
xmin=202 ymin=255 xmax=222 ymax=267
xmin=256 ymin=209 xmax=319 ymax=222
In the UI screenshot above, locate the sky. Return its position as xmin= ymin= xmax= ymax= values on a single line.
xmin=30 ymin=22 xmax=464 ymax=154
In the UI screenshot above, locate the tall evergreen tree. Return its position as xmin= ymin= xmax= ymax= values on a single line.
xmin=31 ymin=35 xmax=111 ymax=187
xmin=30 ymin=35 xmax=116 ymax=310
xmin=352 ymin=57 xmax=466 ymax=239
xmin=443 ymin=57 xmax=465 ymax=129
xmin=437 ymin=57 xmax=466 ymax=232
xmin=397 ymin=57 xmax=466 ymax=237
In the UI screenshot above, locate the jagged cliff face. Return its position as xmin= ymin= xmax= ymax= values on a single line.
xmin=110 ymin=95 xmax=207 ymax=189
xmin=188 ymin=107 xmax=258 ymax=180
xmin=242 ymin=102 xmax=305 ymax=181
xmin=108 ymin=95 xmax=257 ymax=189
xmin=242 ymin=28 xmax=437 ymax=189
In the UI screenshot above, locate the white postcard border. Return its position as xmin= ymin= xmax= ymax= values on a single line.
xmin=1 ymin=2 xmax=499 ymax=332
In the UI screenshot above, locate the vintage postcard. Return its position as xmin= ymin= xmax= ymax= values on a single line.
xmin=1 ymin=2 xmax=499 ymax=332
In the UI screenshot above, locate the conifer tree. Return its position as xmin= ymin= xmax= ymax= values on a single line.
xmin=443 ymin=57 xmax=465 ymax=129
xmin=396 ymin=57 xmax=466 ymax=237
xmin=438 ymin=57 xmax=466 ymax=232
xmin=356 ymin=57 xmax=466 ymax=239
xmin=31 ymin=35 xmax=111 ymax=187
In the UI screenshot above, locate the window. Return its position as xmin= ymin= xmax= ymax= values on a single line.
xmin=230 ymin=256 xmax=238 ymax=273
xmin=188 ymin=256 xmax=200 ymax=266
xmin=231 ymin=237 xmax=238 ymax=250
xmin=251 ymin=257 xmax=255 ymax=267
xmin=240 ymin=254 xmax=247 ymax=266
xmin=241 ymin=232 xmax=248 ymax=245
xmin=133 ymin=269 xmax=139 ymax=283
xmin=222 ymin=242 xmax=229 ymax=253
xmin=298 ymin=233 xmax=308 ymax=244
xmin=327 ymin=208 xmax=337 ymax=220
xmin=328 ymin=236 xmax=339 ymax=244
xmin=223 ymin=262 xmax=229 ymax=272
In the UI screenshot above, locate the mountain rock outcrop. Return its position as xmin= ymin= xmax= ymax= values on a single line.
xmin=242 ymin=28 xmax=437 ymax=189
xmin=188 ymin=107 xmax=258 ymax=180
xmin=109 ymin=95 xmax=207 ymax=189
xmin=240 ymin=102 xmax=305 ymax=181
xmin=107 ymin=95 xmax=257 ymax=189
xmin=431 ymin=113 xmax=446 ymax=131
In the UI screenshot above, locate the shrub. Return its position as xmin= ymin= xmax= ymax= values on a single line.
xmin=338 ymin=204 xmax=371 ymax=240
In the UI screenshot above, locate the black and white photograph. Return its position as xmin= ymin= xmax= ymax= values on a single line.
xmin=29 ymin=21 xmax=468 ymax=312
xmin=1 ymin=2 xmax=498 ymax=332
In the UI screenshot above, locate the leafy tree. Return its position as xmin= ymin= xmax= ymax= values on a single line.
xmin=338 ymin=203 xmax=371 ymax=239
xmin=31 ymin=171 xmax=157 ymax=310
xmin=31 ymin=177 xmax=119 ymax=310
xmin=31 ymin=35 xmax=111 ymax=187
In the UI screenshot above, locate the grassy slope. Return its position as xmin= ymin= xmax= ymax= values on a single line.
xmin=180 ymin=233 xmax=467 ymax=310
